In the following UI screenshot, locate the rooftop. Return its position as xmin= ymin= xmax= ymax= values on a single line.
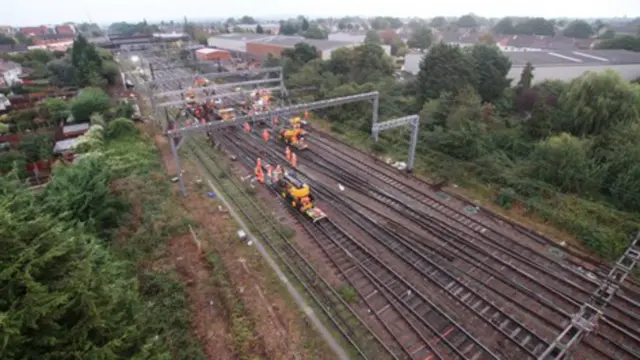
xmin=54 ymin=138 xmax=79 ymax=153
xmin=506 ymin=49 xmax=640 ymax=67
xmin=63 ymin=123 xmax=90 ymax=134
xmin=0 ymin=44 xmax=28 ymax=53
xmin=249 ymin=36 xmax=357 ymax=50
xmin=210 ymin=34 xmax=358 ymax=51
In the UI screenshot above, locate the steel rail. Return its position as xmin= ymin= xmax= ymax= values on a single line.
xmin=225 ymin=132 xmax=504 ymax=360
xmin=234 ymin=128 xmax=635 ymax=359
xmin=187 ymin=140 xmax=391 ymax=360
xmin=308 ymin=133 xmax=640 ymax=333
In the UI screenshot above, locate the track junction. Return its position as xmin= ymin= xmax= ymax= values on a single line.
xmin=121 ymin=48 xmax=640 ymax=360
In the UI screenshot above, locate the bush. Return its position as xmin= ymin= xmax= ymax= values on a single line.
xmin=70 ymin=87 xmax=110 ymax=123
xmin=106 ymin=117 xmax=138 ymax=140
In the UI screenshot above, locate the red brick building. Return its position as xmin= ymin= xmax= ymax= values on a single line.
xmin=20 ymin=26 xmax=49 ymax=36
xmin=55 ymin=25 xmax=76 ymax=36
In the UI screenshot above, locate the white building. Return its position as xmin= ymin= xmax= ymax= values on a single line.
xmin=0 ymin=60 xmax=22 ymax=86
xmin=403 ymin=49 xmax=640 ymax=83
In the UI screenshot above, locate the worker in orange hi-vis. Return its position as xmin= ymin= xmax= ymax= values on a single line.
xmin=285 ymin=146 xmax=291 ymax=162
xmin=244 ymin=123 xmax=251 ymax=133
xmin=256 ymin=157 xmax=262 ymax=170
xmin=256 ymin=169 xmax=264 ymax=184
xmin=304 ymin=111 xmax=309 ymax=120
xmin=291 ymin=152 xmax=297 ymax=169
xmin=262 ymin=129 xmax=270 ymax=143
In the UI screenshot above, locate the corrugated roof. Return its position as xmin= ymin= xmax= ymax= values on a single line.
xmin=196 ymin=48 xmax=227 ymax=54
xmin=53 ymin=138 xmax=78 ymax=153
xmin=63 ymin=123 xmax=90 ymax=134
xmin=506 ymin=49 xmax=640 ymax=67
xmin=249 ymin=36 xmax=357 ymax=50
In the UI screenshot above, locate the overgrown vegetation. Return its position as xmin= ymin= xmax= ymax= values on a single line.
xmin=205 ymin=253 xmax=265 ymax=359
xmin=0 ymin=117 xmax=204 ymax=359
xmin=271 ymin=39 xmax=640 ymax=260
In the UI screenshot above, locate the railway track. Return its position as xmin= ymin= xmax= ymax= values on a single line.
xmin=310 ymin=129 xmax=640 ymax=290
xmin=218 ymin=134 xmax=508 ymax=360
xmin=186 ymin=139 xmax=393 ymax=360
xmin=230 ymin=128 xmax=638 ymax=359
xmin=307 ymin=131 xmax=640 ymax=306
xmin=299 ymin=134 xmax=640 ymax=359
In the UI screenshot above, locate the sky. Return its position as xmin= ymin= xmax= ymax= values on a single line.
xmin=1 ymin=0 xmax=639 ymax=26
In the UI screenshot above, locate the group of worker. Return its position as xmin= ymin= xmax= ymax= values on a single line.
xmin=254 ymin=158 xmax=283 ymax=185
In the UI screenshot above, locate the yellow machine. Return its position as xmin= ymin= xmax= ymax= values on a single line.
xmin=279 ymin=127 xmax=308 ymax=149
xmin=276 ymin=172 xmax=326 ymax=222
xmin=217 ymin=108 xmax=235 ymax=120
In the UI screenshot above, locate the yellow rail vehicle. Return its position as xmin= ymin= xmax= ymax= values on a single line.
xmin=279 ymin=128 xmax=308 ymax=149
xmin=276 ymin=173 xmax=326 ymax=222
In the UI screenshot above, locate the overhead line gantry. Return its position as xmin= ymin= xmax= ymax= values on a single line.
xmin=538 ymin=232 xmax=640 ymax=359
xmin=167 ymin=92 xmax=381 ymax=196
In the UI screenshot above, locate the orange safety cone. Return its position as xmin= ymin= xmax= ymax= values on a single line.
xmin=285 ymin=146 xmax=291 ymax=162
xmin=262 ymin=129 xmax=269 ymax=143
xmin=257 ymin=170 xmax=264 ymax=184
xmin=244 ymin=123 xmax=251 ymax=133
xmin=291 ymin=153 xmax=297 ymax=169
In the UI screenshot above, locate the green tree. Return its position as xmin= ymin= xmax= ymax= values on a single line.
xmin=0 ymin=178 xmax=160 ymax=359
xmin=0 ymin=34 xmax=17 ymax=45
xmin=469 ymin=44 xmax=512 ymax=103
xmin=456 ymin=14 xmax=478 ymax=28
xmin=70 ymin=88 xmax=111 ymax=123
xmin=514 ymin=18 xmax=555 ymax=36
xmin=493 ymin=17 xmax=516 ymax=34
xmin=559 ymin=70 xmax=640 ymax=136
xmin=528 ymin=133 xmax=603 ymax=194
xmin=303 ymin=26 xmax=328 ymax=40
xmin=523 ymin=99 xmax=556 ymax=139
xmin=256 ymin=24 xmax=264 ymax=34
xmin=301 ymin=17 xmax=310 ymax=31
xmin=282 ymin=43 xmax=319 ymax=67
xmin=350 ymin=43 xmax=395 ymax=84
xmin=365 ymin=30 xmax=381 ymax=45
xmin=71 ymin=35 xmax=104 ymax=87
xmin=563 ymin=20 xmax=594 ymax=39
xmin=240 ymin=15 xmax=257 ymax=24
xmin=429 ymin=16 xmax=447 ymax=29
xmin=47 ymin=58 xmax=76 ymax=87
xmin=41 ymin=98 xmax=70 ymax=124
xmin=19 ymin=134 xmax=52 ymax=164
xmin=518 ymin=62 xmax=535 ymax=89
xmin=407 ymin=26 xmax=433 ymax=49
xmin=416 ymin=43 xmax=477 ymax=104
xmin=596 ymin=35 xmax=640 ymax=52
xmin=279 ymin=20 xmax=299 ymax=35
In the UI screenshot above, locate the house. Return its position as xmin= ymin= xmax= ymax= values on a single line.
xmin=55 ymin=25 xmax=76 ymax=36
xmin=0 ymin=44 xmax=28 ymax=54
xmin=0 ymin=60 xmax=23 ymax=87
xmin=20 ymin=25 xmax=50 ymax=36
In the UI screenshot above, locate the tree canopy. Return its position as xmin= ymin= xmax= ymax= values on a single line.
xmin=563 ymin=20 xmax=594 ymax=39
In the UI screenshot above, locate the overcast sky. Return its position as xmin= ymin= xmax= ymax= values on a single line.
xmin=2 ymin=0 xmax=639 ymax=26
